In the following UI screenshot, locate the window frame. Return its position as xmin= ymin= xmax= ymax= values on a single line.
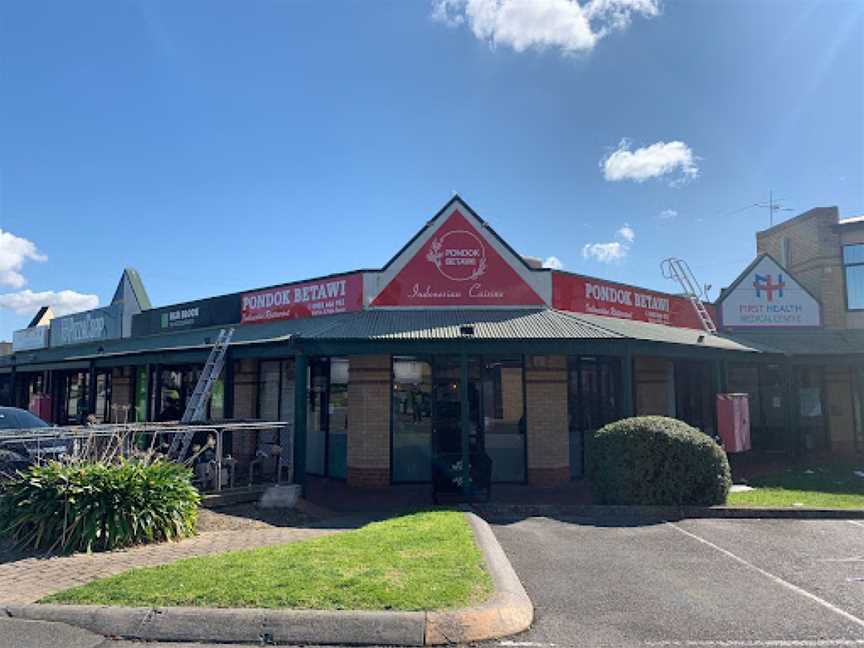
xmin=843 ymin=243 xmax=864 ymax=312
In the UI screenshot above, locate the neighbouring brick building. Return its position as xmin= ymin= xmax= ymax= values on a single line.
xmin=1 ymin=197 xmax=862 ymax=496
xmin=725 ymin=207 xmax=864 ymax=456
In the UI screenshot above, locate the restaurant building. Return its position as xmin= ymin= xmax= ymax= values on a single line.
xmin=1 ymin=197 xmax=861 ymax=491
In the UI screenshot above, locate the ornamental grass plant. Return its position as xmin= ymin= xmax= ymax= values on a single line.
xmin=0 ymin=458 xmax=199 ymax=553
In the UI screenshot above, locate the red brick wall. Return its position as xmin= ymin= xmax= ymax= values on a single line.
xmin=525 ymin=355 xmax=570 ymax=487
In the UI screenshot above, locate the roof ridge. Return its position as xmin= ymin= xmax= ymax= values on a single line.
xmin=550 ymin=309 xmax=627 ymax=338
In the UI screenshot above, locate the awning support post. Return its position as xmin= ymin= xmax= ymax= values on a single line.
xmin=293 ymin=353 xmax=308 ymax=487
xmin=460 ymin=352 xmax=471 ymax=500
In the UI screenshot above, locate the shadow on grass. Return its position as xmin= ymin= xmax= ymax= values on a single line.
xmin=743 ymin=464 xmax=864 ymax=496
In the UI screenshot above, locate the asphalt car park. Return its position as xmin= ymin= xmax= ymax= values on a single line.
xmin=485 ymin=516 xmax=864 ymax=648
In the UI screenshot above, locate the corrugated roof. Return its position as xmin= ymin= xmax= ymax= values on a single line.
xmin=727 ymin=329 xmax=864 ymax=356
xmin=561 ymin=312 xmax=765 ymax=352
xmin=306 ymin=309 xmax=619 ymax=340
xmin=1 ymin=308 xmax=773 ymax=371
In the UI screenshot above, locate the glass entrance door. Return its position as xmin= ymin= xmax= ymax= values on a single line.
xmin=797 ymin=366 xmax=828 ymax=452
xmin=431 ymin=356 xmax=481 ymax=458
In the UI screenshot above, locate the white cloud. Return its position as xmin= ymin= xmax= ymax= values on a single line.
xmin=542 ymin=255 xmax=564 ymax=270
xmin=582 ymin=223 xmax=635 ymax=263
xmin=585 ymin=0 xmax=660 ymax=32
xmin=0 ymin=229 xmax=47 ymax=288
xmin=430 ymin=0 xmax=659 ymax=55
xmin=0 ymin=289 xmax=99 ymax=317
xmin=617 ymin=224 xmax=635 ymax=242
xmin=582 ymin=241 xmax=626 ymax=263
xmin=601 ymin=139 xmax=699 ymax=185
xmin=658 ymin=208 xmax=677 ymax=220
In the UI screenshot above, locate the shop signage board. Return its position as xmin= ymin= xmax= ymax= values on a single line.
xmin=12 ymin=326 xmax=50 ymax=352
xmin=371 ymin=209 xmax=545 ymax=307
xmin=50 ymin=304 xmax=124 ymax=347
xmin=552 ymin=272 xmax=714 ymax=330
xmin=241 ymin=273 xmax=363 ymax=324
xmin=718 ymin=255 xmax=821 ymax=328
xmin=132 ymin=294 xmax=242 ymax=336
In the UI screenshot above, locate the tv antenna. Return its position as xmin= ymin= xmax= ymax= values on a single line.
xmin=755 ymin=190 xmax=794 ymax=226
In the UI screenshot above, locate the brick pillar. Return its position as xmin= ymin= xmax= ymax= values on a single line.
xmin=232 ymin=359 xmax=259 ymax=463
xmin=347 ymin=355 xmax=391 ymax=489
xmin=525 ymin=355 xmax=570 ymax=487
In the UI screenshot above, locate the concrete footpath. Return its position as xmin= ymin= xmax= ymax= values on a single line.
xmin=0 ymin=513 xmax=533 ymax=646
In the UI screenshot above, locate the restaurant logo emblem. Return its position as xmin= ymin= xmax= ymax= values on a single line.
xmin=426 ymin=230 xmax=487 ymax=281
xmin=752 ymin=273 xmax=785 ymax=302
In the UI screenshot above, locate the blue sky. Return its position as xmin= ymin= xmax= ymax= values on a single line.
xmin=1 ymin=0 xmax=862 ymax=339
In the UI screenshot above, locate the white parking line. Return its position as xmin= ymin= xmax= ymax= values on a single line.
xmin=644 ymin=640 xmax=864 ymax=646
xmin=667 ymin=523 xmax=864 ymax=630
xmin=848 ymin=520 xmax=864 ymax=529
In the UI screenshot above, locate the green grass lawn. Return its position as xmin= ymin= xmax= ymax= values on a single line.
xmin=42 ymin=511 xmax=492 ymax=610
xmin=727 ymin=465 xmax=864 ymax=509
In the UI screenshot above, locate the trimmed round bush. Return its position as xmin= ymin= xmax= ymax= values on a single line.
xmin=586 ymin=416 xmax=731 ymax=506
xmin=0 ymin=459 xmax=200 ymax=553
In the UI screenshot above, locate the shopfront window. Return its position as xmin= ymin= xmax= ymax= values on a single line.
xmin=844 ymin=244 xmax=864 ymax=310
xmin=93 ymin=371 xmax=112 ymax=423
xmin=259 ymin=361 xmax=281 ymax=421
xmin=210 ymin=379 xmax=225 ymax=420
xmin=328 ymin=359 xmax=349 ymax=479
xmin=392 ymin=355 xmax=525 ymax=484
xmin=854 ymin=369 xmax=864 ymax=453
xmin=158 ymin=369 xmax=187 ymax=421
xmin=392 ymin=357 xmax=433 ymax=482
xmin=482 ymin=357 xmax=525 ymax=483
xmin=728 ymin=363 xmax=788 ymax=452
xmin=306 ymin=357 xmax=348 ymax=479
xmin=156 ymin=365 xmax=224 ymax=422
xmin=134 ymin=366 xmax=149 ymax=422
xmin=675 ymin=360 xmax=715 ymax=437
xmin=254 ymin=359 xmax=294 ymax=473
xmin=798 ymin=366 xmax=827 ymax=451
xmin=568 ymin=356 xmax=621 ymax=478
xmin=16 ymin=372 xmax=45 ymax=411
xmin=63 ymin=371 xmax=90 ymax=425
xmin=257 ymin=359 xmax=295 ymax=423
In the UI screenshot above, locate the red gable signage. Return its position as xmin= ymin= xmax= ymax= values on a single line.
xmin=552 ymin=272 xmax=715 ymax=330
xmin=241 ymin=273 xmax=363 ymax=324
xmin=371 ymin=210 xmax=544 ymax=307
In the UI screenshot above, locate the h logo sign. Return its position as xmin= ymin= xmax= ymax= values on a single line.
xmin=753 ymin=273 xmax=785 ymax=301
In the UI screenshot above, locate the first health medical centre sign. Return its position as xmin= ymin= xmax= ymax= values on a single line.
xmin=718 ymin=255 xmax=821 ymax=328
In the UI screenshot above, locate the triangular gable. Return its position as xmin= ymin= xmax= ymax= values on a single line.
xmin=368 ymin=197 xmax=548 ymax=307
xmin=111 ymin=268 xmax=152 ymax=337
xmin=27 ymin=306 xmax=54 ymax=328
xmin=718 ymin=254 xmax=822 ymax=328
xmin=112 ymin=268 xmax=152 ymax=310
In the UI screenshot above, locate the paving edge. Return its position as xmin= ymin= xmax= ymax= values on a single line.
xmin=424 ymin=512 xmax=533 ymax=645
xmin=0 ymin=513 xmax=533 ymax=646
xmin=474 ymin=503 xmax=864 ymax=520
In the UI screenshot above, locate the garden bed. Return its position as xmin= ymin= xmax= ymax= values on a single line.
xmin=41 ymin=511 xmax=492 ymax=611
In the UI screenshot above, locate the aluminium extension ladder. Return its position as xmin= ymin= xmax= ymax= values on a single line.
xmin=167 ymin=327 xmax=235 ymax=459
xmin=660 ymin=258 xmax=718 ymax=335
